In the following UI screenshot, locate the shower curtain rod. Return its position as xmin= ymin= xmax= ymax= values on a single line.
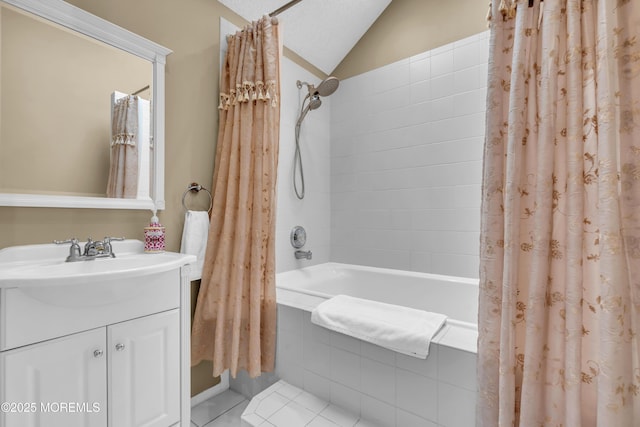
xmin=132 ymin=85 xmax=150 ymax=96
xmin=268 ymin=0 xmax=303 ymax=17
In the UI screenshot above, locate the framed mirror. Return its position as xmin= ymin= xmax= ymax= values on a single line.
xmin=0 ymin=0 xmax=171 ymax=209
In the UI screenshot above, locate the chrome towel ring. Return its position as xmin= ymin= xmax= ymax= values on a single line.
xmin=181 ymin=182 xmax=212 ymax=213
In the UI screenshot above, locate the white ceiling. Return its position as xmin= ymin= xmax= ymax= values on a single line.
xmin=217 ymin=0 xmax=392 ymax=75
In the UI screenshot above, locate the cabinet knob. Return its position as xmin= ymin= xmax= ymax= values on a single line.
xmin=93 ymin=349 xmax=104 ymax=358
xmin=115 ymin=343 xmax=125 ymax=351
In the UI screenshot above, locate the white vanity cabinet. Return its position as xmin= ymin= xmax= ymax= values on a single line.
xmin=1 ymin=309 xmax=181 ymax=427
xmin=109 ymin=309 xmax=180 ymax=427
xmin=0 ymin=240 xmax=195 ymax=427
xmin=1 ymin=328 xmax=108 ymax=427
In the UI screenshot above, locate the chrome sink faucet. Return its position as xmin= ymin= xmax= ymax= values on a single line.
xmin=83 ymin=237 xmax=99 ymax=257
xmin=54 ymin=237 xmax=125 ymax=262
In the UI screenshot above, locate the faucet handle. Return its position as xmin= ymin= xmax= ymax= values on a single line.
xmin=54 ymin=238 xmax=83 ymax=262
xmin=102 ymin=237 xmax=125 ymax=258
xmin=53 ymin=237 xmax=79 ymax=245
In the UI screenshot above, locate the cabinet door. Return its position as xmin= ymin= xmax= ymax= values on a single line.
xmin=108 ymin=309 xmax=180 ymax=427
xmin=0 ymin=328 xmax=107 ymax=427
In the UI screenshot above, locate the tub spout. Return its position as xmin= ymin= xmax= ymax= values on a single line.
xmin=295 ymin=250 xmax=312 ymax=260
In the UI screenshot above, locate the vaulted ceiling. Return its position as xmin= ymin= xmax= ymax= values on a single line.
xmin=217 ymin=0 xmax=392 ymax=74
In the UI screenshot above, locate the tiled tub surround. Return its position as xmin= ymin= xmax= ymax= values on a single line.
xmin=330 ymin=31 xmax=489 ymax=279
xmin=273 ymin=263 xmax=478 ymax=427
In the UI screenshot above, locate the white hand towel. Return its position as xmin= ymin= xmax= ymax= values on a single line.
xmin=180 ymin=210 xmax=210 ymax=280
xmin=311 ymin=294 xmax=447 ymax=359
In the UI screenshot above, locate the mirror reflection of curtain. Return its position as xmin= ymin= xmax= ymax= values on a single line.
xmin=107 ymin=95 xmax=138 ymax=198
xmin=191 ymin=16 xmax=281 ymax=378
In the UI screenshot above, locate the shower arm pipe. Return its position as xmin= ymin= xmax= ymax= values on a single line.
xmin=269 ymin=0 xmax=304 ymax=17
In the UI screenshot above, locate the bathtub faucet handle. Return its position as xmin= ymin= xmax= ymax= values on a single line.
xmin=294 ymin=250 xmax=312 ymax=260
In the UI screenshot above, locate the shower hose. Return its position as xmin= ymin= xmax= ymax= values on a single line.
xmin=293 ymin=122 xmax=305 ymax=199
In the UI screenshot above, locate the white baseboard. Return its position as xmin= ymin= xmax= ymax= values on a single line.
xmin=191 ymin=370 xmax=230 ymax=407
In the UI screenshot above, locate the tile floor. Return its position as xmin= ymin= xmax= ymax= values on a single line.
xmin=191 ymin=389 xmax=248 ymax=427
xmin=242 ymin=380 xmax=379 ymax=427
xmin=191 ymin=382 xmax=380 ymax=427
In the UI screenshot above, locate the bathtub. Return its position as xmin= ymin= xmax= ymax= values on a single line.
xmin=274 ymin=263 xmax=478 ymax=426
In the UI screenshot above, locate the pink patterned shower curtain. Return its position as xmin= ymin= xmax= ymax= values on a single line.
xmin=478 ymin=0 xmax=640 ymax=425
xmin=191 ymin=16 xmax=281 ymax=378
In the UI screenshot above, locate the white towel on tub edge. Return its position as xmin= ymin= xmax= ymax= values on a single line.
xmin=310 ymin=294 xmax=447 ymax=359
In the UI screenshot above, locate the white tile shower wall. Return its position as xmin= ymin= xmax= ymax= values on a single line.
xmin=276 ymin=305 xmax=477 ymax=427
xmin=276 ymin=57 xmax=332 ymax=273
xmin=330 ymin=31 xmax=489 ymax=279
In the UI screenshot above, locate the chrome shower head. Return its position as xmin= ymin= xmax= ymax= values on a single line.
xmin=315 ymin=76 xmax=339 ymax=97
xmin=295 ymin=77 xmax=339 ymax=128
xmin=308 ymin=94 xmax=322 ymax=110
xmin=297 ymin=76 xmax=340 ymax=98
xmin=296 ymin=94 xmax=321 ymax=128
xmin=293 ymin=77 xmax=339 ymax=201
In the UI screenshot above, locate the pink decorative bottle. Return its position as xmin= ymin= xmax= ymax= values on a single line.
xmin=144 ymin=209 xmax=165 ymax=253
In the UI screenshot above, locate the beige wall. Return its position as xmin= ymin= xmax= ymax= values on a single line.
xmin=0 ymin=5 xmax=149 ymax=196
xmin=333 ymin=0 xmax=488 ymax=79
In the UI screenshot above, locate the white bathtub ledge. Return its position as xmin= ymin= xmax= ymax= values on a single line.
xmin=435 ymin=321 xmax=478 ymax=354
xmin=276 ymin=287 xmax=326 ymax=312
xmin=276 ymin=287 xmax=478 ymax=355
xmin=276 ymin=263 xmax=478 ymax=356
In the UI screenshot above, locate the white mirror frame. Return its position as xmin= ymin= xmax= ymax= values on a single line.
xmin=0 ymin=0 xmax=171 ymax=210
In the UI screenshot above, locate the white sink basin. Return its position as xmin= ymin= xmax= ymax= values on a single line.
xmin=0 ymin=240 xmax=196 ymax=288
